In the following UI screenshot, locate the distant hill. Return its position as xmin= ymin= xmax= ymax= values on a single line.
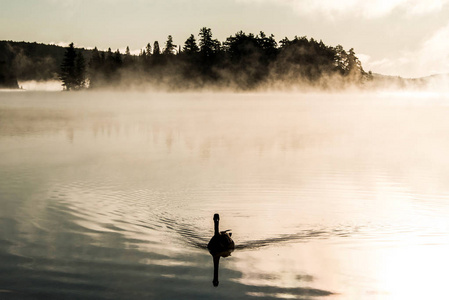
xmin=418 ymin=73 xmax=449 ymax=85
xmin=366 ymin=73 xmax=449 ymax=90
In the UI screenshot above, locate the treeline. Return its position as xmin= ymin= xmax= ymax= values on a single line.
xmin=61 ymin=27 xmax=371 ymax=91
xmin=1 ymin=28 xmax=371 ymax=90
xmin=0 ymin=41 xmax=93 ymax=88
xmin=0 ymin=42 xmax=18 ymax=88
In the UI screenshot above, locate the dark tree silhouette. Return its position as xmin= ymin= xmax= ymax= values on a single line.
xmin=123 ymin=46 xmax=134 ymax=67
xmin=44 ymin=27 xmax=371 ymax=90
xmin=183 ymin=34 xmax=199 ymax=54
xmin=104 ymin=48 xmax=115 ymax=80
xmin=223 ymin=31 xmax=267 ymax=88
xmin=163 ymin=35 xmax=176 ymax=55
xmin=199 ymin=27 xmax=220 ymax=57
xmin=60 ymin=43 xmax=85 ymax=90
xmin=60 ymin=43 xmax=77 ymax=90
xmin=150 ymin=40 xmax=165 ymax=69
xmin=197 ymin=27 xmax=221 ymax=80
xmin=0 ymin=42 xmax=19 ymax=88
xmin=74 ymin=50 xmax=86 ymax=89
xmin=114 ymin=49 xmax=123 ymax=68
xmin=144 ymin=43 xmax=151 ymax=56
xmin=273 ymin=36 xmax=338 ymax=83
xmin=88 ymin=47 xmax=103 ymax=88
xmin=335 ymin=45 xmax=348 ymax=75
xmin=139 ymin=48 xmax=147 ymax=66
xmin=346 ymin=48 xmax=365 ymax=81
xmin=257 ymin=31 xmax=278 ymax=63
xmin=153 ymin=41 xmax=160 ymax=55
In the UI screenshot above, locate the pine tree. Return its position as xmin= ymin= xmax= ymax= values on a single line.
xmin=183 ymin=34 xmax=199 ymax=54
xmin=139 ymin=48 xmax=147 ymax=63
xmin=88 ymin=47 xmax=103 ymax=88
xmin=163 ymin=35 xmax=177 ymax=55
xmin=114 ymin=49 xmax=123 ymax=68
xmin=152 ymin=41 xmax=162 ymax=66
xmin=105 ymin=48 xmax=115 ymax=79
xmin=198 ymin=28 xmax=221 ymax=80
xmin=60 ymin=43 xmax=77 ymax=90
xmin=153 ymin=41 xmax=160 ymax=55
xmin=145 ymin=43 xmax=152 ymax=56
xmin=123 ymin=46 xmax=133 ymax=67
xmin=334 ymin=45 xmax=348 ymax=75
xmin=60 ymin=43 xmax=86 ymax=90
xmin=199 ymin=27 xmax=220 ymax=57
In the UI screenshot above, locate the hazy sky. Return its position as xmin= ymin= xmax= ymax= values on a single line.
xmin=1 ymin=0 xmax=449 ymax=78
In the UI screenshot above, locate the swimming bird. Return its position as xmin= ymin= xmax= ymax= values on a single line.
xmin=207 ymin=213 xmax=235 ymax=256
xmin=207 ymin=213 xmax=235 ymax=287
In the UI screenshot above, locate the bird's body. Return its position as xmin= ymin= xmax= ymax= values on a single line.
xmin=207 ymin=214 xmax=235 ymax=256
xmin=207 ymin=231 xmax=234 ymax=257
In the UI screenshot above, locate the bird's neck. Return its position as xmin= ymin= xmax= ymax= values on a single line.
xmin=214 ymin=220 xmax=219 ymax=236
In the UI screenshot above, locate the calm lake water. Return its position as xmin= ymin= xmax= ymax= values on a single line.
xmin=1 ymin=91 xmax=449 ymax=299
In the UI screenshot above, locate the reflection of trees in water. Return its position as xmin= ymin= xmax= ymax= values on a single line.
xmin=0 ymin=98 xmax=331 ymax=160
xmin=101 ymin=124 xmax=314 ymax=159
xmin=0 ymin=104 xmax=345 ymax=165
xmin=66 ymin=127 xmax=74 ymax=143
xmin=0 ymin=107 xmax=75 ymax=136
xmin=91 ymin=119 xmax=122 ymax=138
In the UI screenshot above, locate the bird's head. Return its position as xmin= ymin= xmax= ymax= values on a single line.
xmin=213 ymin=214 xmax=220 ymax=221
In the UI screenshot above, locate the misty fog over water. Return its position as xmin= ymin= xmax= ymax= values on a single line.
xmin=1 ymin=91 xmax=449 ymax=299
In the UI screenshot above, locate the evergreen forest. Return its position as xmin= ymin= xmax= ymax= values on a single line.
xmin=1 ymin=28 xmax=372 ymax=91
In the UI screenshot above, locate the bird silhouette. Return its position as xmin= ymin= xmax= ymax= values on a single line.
xmin=207 ymin=213 xmax=234 ymax=286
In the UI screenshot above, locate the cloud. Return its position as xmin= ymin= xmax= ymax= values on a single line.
xmin=413 ymin=22 xmax=449 ymax=76
xmin=46 ymin=0 xmax=80 ymax=8
xmin=238 ymin=0 xmax=449 ymax=18
xmin=361 ymin=21 xmax=449 ymax=77
xmin=360 ymin=55 xmax=409 ymax=76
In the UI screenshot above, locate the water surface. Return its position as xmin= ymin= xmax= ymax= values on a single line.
xmin=1 ymin=91 xmax=449 ymax=299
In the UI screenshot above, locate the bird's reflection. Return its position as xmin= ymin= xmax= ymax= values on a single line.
xmin=207 ymin=214 xmax=234 ymax=287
